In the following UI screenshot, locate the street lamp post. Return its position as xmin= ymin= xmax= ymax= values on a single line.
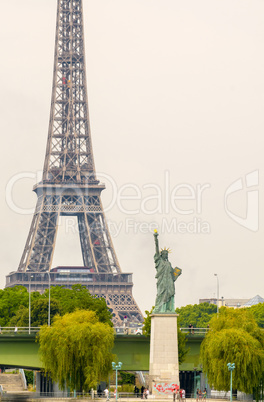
xmin=48 ymin=271 xmax=51 ymax=326
xmin=227 ymin=363 xmax=235 ymax=402
xmin=112 ymin=362 xmax=122 ymax=401
xmin=214 ymin=273 xmax=219 ymax=314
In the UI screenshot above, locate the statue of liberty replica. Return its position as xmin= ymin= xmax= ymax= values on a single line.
xmin=149 ymin=230 xmax=182 ymax=394
xmin=153 ymin=229 xmax=182 ymax=313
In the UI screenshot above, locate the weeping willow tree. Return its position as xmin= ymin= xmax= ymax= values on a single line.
xmin=38 ymin=310 xmax=115 ymax=391
xmin=200 ymin=307 xmax=264 ymax=394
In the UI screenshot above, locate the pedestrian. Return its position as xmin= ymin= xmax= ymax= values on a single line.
xmin=145 ymin=388 xmax=149 ymax=399
xmin=180 ymin=389 xmax=183 ymax=401
xmin=104 ymin=387 xmax=109 ymax=401
xmin=141 ymin=386 xmax=144 ymax=399
xmin=196 ymin=388 xmax=200 ymax=402
xmin=98 ymin=386 xmax=102 ymax=398
xmin=202 ymin=388 xmax=207 ymax=400
xmin=173 ymin=388 xmax=177 ymax=402
xmin=134 ymin=386 xmax=139 ymax=398
xmin=182 ymin=389 xmax=186 ymax=400
xmin=137 ymin=387 xmax=140 ymax=398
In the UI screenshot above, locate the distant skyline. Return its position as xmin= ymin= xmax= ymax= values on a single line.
xmin=1 ymin=0 xmax=264 ymax=315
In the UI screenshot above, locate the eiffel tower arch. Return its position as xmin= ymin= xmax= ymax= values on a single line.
xmin=6 ymin=0 xmax=143 ymax=326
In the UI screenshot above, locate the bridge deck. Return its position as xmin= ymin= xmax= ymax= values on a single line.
xmin=0 ymin=329 xmax=206 ymax=371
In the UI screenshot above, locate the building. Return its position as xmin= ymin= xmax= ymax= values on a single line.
xmin=199 ymin=295 xmax=264 ymax=309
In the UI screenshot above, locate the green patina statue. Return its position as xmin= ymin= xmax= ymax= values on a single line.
xmin=153 ymin=230 xmax=182 ymax=313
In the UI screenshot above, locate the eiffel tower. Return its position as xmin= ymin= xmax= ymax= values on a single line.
xmin=6 ymin=0 xmax=143 ymax=326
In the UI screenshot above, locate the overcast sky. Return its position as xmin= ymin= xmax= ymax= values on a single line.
xmin=1 ymin=0 xmax=264 ymax=315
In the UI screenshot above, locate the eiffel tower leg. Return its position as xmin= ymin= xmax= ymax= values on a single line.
xmin=78 ymin=214 xmax=97 ymax=270
xmin=18 ymin=212 xmax=40 ymax=272
xmin=18 ymin=195 xmax=60 ymax=272
xmin=77 ymin=197 xmax=142 ymax=326
xmin=78 ymin=197 xmax=120 ymax=274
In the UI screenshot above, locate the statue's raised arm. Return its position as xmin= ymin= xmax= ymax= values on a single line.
xmin=152 ymin=230 xmax=182 ymax=314
xmin=154 ymin=229 xmax=159 ymax=256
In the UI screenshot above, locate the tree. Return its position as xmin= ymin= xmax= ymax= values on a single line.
xmin=24 ymin=370 xmax=33 ymax=386
xmin=31 ymin=298 xmax=61 ymax=326
xmin=9 ymin=305 xmax=29 ymax=327
xmin=0 ymin=286 xmax=32 ymax=326
xmin=250 ymin=302 xmax=264 ymax=328
xmin=119 ymin=371 xmax=135 ymax=385
xmin=200 ymin=307 xmax=264 ymax=394
xmin=47 ymin=285 xmax=113 ymax=325
xmin=142 ymin=307 xmax=154 ymax=336
xmin=38 ymin=310 xmax=115 ymax=391
xmin=4 ymin=285 xmax=112 ymax=327
xmin=175 ymin=303 xmax=217 ymax=328
xmin=142 ymin=307 xmax=188 ymax=364
xmin=177 ymin=325 xmax=189 ymax=364
xmin=9 ymin=298 xmax=62 ymax=327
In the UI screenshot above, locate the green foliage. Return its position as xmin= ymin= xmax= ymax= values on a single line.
xmin=178 ymin=323 xmax=189 ymax=364
xmin=142 ymin=307 xmax=154 ymax=336
xmin=0 ymin=286 xmax=31 ymax=326
xmin=1 ymin=284 xmax=112 ymax=327
xmin=38 ymin=310 xmax=115 ymax=391
xmin=9 ymin=305 xmax=29 ymax=327
xmin=9 ymin=298 xmax=61 ymax=327
xmin=31 ymin=298 xmax=61 ymax=326
xmin=201 ymin=307 xmax=264 ymax=393
xmin=47 ymin=285 xmax=113 ymax=326
xmin=120 ymin=384 xmax=135 ymax=392
xmin=249 ymin=302 xmax=264 ymax=328
xmin=119 ymin=371 xmax=135 ymax=385
xmin=24 ymin=370 xmax=33 ymax=385
xmin=143 ymin=307 xmax=188 ymax=364
xmin=253 ymin=371 xmax=264 ymax=402
xmin=176 ymin=303 xmax=217 ymax=328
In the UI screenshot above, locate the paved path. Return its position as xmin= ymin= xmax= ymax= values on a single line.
xmin=1 ymin=397 xmax=251 ymax=402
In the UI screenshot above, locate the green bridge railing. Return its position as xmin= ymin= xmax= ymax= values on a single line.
xmin=0 ymin=327 xmax=208 ymax=337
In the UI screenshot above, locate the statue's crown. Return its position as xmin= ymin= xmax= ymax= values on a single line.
xmin=161 ymin=247 xmax=171 ymax=253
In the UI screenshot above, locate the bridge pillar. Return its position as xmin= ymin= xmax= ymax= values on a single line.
xmin=149 ymin=314 xmax=180 ymax=396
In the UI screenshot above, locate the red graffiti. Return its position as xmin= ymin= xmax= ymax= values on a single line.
xmin=154 ymin=383 xmax=179 ymax=394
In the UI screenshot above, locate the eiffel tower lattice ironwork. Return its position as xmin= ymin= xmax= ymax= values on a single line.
xmin=6 ymin=0 xmax=143 ymax=326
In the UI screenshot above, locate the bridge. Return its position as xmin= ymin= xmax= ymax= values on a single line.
xmin=0 ymin=328 xmax=206 ymax=371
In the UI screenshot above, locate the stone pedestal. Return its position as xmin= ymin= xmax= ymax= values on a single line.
xmin=149 ymin=314 xmax=180 ymax=397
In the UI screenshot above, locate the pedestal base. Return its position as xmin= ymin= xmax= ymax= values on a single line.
xmin=149 ymin=314 xmax=180 ymax=397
